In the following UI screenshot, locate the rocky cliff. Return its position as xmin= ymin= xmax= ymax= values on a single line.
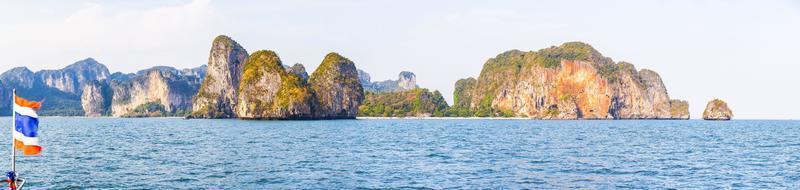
xmin=669 ymin=100 xmax=690 ymax=119
xmin=309 ymin=53 xmax=364 ymax=119
xmin=453 ymin=42 xmax=689 ymax=119
xmin=75 ymin=65 xmax=204 ymax=117
xmin=285 ymin=63 xmax=309 ymax=81
xmin=453 ymin=77 xmax=477 ymax=108
xmin=191 ymin=35 xmax=249 ymax=118
xmin=360 ymin=70 xmax=418 ymax=92
xmin=109 ymin=67 xmax=202 ymax=117
xmin=81 ymin=80 xmax=112 ymax=116
xmin=235 ymin=50 xmax=314 ymax=119
xmin=703 ymin=99 xmax=732 ymax=120
xmin=357 ymin=69 xmax=371 ymax=86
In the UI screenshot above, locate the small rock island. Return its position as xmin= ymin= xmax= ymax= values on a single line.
xmin=702 ymin=99 xmax=733 ymax=120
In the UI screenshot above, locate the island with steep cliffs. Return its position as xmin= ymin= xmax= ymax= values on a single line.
xmin=0 ymin=36 xmax=703 ymax=120
xmin=703 ymin=99 xmax=733 ymax=120
xmin=448 ymin=42 xmax=690 ymax=119
xmin=190 ymin=35 xmax=364 ymax=119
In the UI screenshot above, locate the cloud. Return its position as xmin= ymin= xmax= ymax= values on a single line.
xmin=0 ymin=0 xmax=215 ymax=72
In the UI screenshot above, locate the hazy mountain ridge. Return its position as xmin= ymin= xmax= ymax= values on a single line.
xmin=0 ymin=58 xmax=110 ymax=116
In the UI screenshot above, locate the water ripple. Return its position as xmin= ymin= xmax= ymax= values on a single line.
xmin=0 ymin=118 xmax=797 ymax=189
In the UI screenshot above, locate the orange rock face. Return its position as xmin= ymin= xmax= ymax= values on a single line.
xmin=552 ymin=60 xmax=611 ymax=119
xmin=454 ymin=42 xmax=690 ymax=119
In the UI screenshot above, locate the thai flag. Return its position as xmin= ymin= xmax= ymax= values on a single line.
xmin=13 ymin=95 xmax=42 ymax=156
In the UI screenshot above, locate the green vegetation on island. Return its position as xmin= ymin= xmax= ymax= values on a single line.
xmin=358 ymin=88 xmax=448 ymax=117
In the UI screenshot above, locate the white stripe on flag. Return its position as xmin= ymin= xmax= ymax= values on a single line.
xmin=12 ymin=131 xmax=39 ymax=146
xmin=13 ymin=103 xmax=38 ymax=118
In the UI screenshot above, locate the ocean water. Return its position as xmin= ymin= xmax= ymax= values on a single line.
xmin=0 ymin=118 xmax=798 ymax=189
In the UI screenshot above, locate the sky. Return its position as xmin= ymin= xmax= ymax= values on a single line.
xmin=0 ymin=0 xmax=798 ymax=119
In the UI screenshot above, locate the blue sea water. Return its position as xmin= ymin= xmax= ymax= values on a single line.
xmin=0 ymin=118 xmax=798 ymax=189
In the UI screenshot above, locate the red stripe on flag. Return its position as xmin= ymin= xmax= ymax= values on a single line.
xmin=14 ymin=95 xmax=42 ymax=110
xmin=14 ymin=139 xmax=41 ymax=156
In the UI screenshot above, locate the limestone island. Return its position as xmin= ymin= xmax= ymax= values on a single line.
xmin=702 ymin=99 xmax=733 ymax=120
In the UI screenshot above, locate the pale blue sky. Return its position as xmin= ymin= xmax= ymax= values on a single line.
xmin=1 ymin=0 xmax=798 ymax=119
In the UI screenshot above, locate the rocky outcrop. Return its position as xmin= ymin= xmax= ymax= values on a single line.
xmin=286 ymin=63 xmax=309 ymax=81
xmin=453 ymin=77 xmax=477 ymax=108
xmin=669 ymin=100 xmax=690 ymax=119
xmin=309 ymin=53 xmax=364 ymax=119
xmin=109 ymin=67 xmax=202 ymax=117
xmin=81 ymin=80 xmax=112 ymax=116
xmin=397 ymin=71 xmax=416 ymax=90
xmin=235 ymin=50 xmax=313 ymax=119
xmin=191 ymin=35 xmax=249 ymax=118
xmin=357 ymin=69 xmax=371 ymax=85
xmin=183 ymin=65 xmax=207 ymax=78
xmin=360 ymin=70 xmax=418 ymax=93
xmin=453 ymin=42 xmax=689 ymax=119
xmin=703 ymin=99 xmax=732 ymax=120
xmin=234 ymin=51 xmax=364 ymax=120
xmin=72 ymin=65 xmax=203 ymax=117
xmin=608 ymin=63 xmax=675 ymax=119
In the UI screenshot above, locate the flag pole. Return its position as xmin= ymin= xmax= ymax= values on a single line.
xmin=11 ymin=89 xmax=15 ymax=180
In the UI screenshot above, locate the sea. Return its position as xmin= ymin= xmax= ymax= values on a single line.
xmin=0 ymin=118 xmax=798 ymax=189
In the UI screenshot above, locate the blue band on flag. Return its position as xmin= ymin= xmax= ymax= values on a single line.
xmin=14 ymin=113 xmax=38 ymax=137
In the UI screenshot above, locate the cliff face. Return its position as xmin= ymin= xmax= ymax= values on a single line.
xmin=76 ymin=65 xmax=203 ymax=117
xmin=109 ymin=68 xmax=202 ymax=117
xmin=669 ymin=100 xmax=690 ymax=119
xmin=360 ymin=70 xmax=418 ymax=93
xmin=309 ymin=53 xmax=364 ymax=119
xmin=397 ymin=71 xmax=417 ymax=90
xmin=286 ymin=63 xmax=309 ymax=81
xmin=703 ymin=99 xmax=732 ymax=120
xmin=453 ymin=78 xmax=477 ymax=108
xmin=357 ymin=69 xmax=371 ymax=85
xmin=608 ymin=64 xmax=674 ymax=119
xmin=454 ymin=42 xmax=689 ymax=119
xmin=191 ymin=35 xmax=249 ymax=118
xmin=235 ymin=50 xmax=313 ymax=119
xmin=81 ymin=80 xmax=112 ymax=116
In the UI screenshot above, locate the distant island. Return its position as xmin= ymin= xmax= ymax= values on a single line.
xmin=0 ymin=35 xmax=701 ymax=120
